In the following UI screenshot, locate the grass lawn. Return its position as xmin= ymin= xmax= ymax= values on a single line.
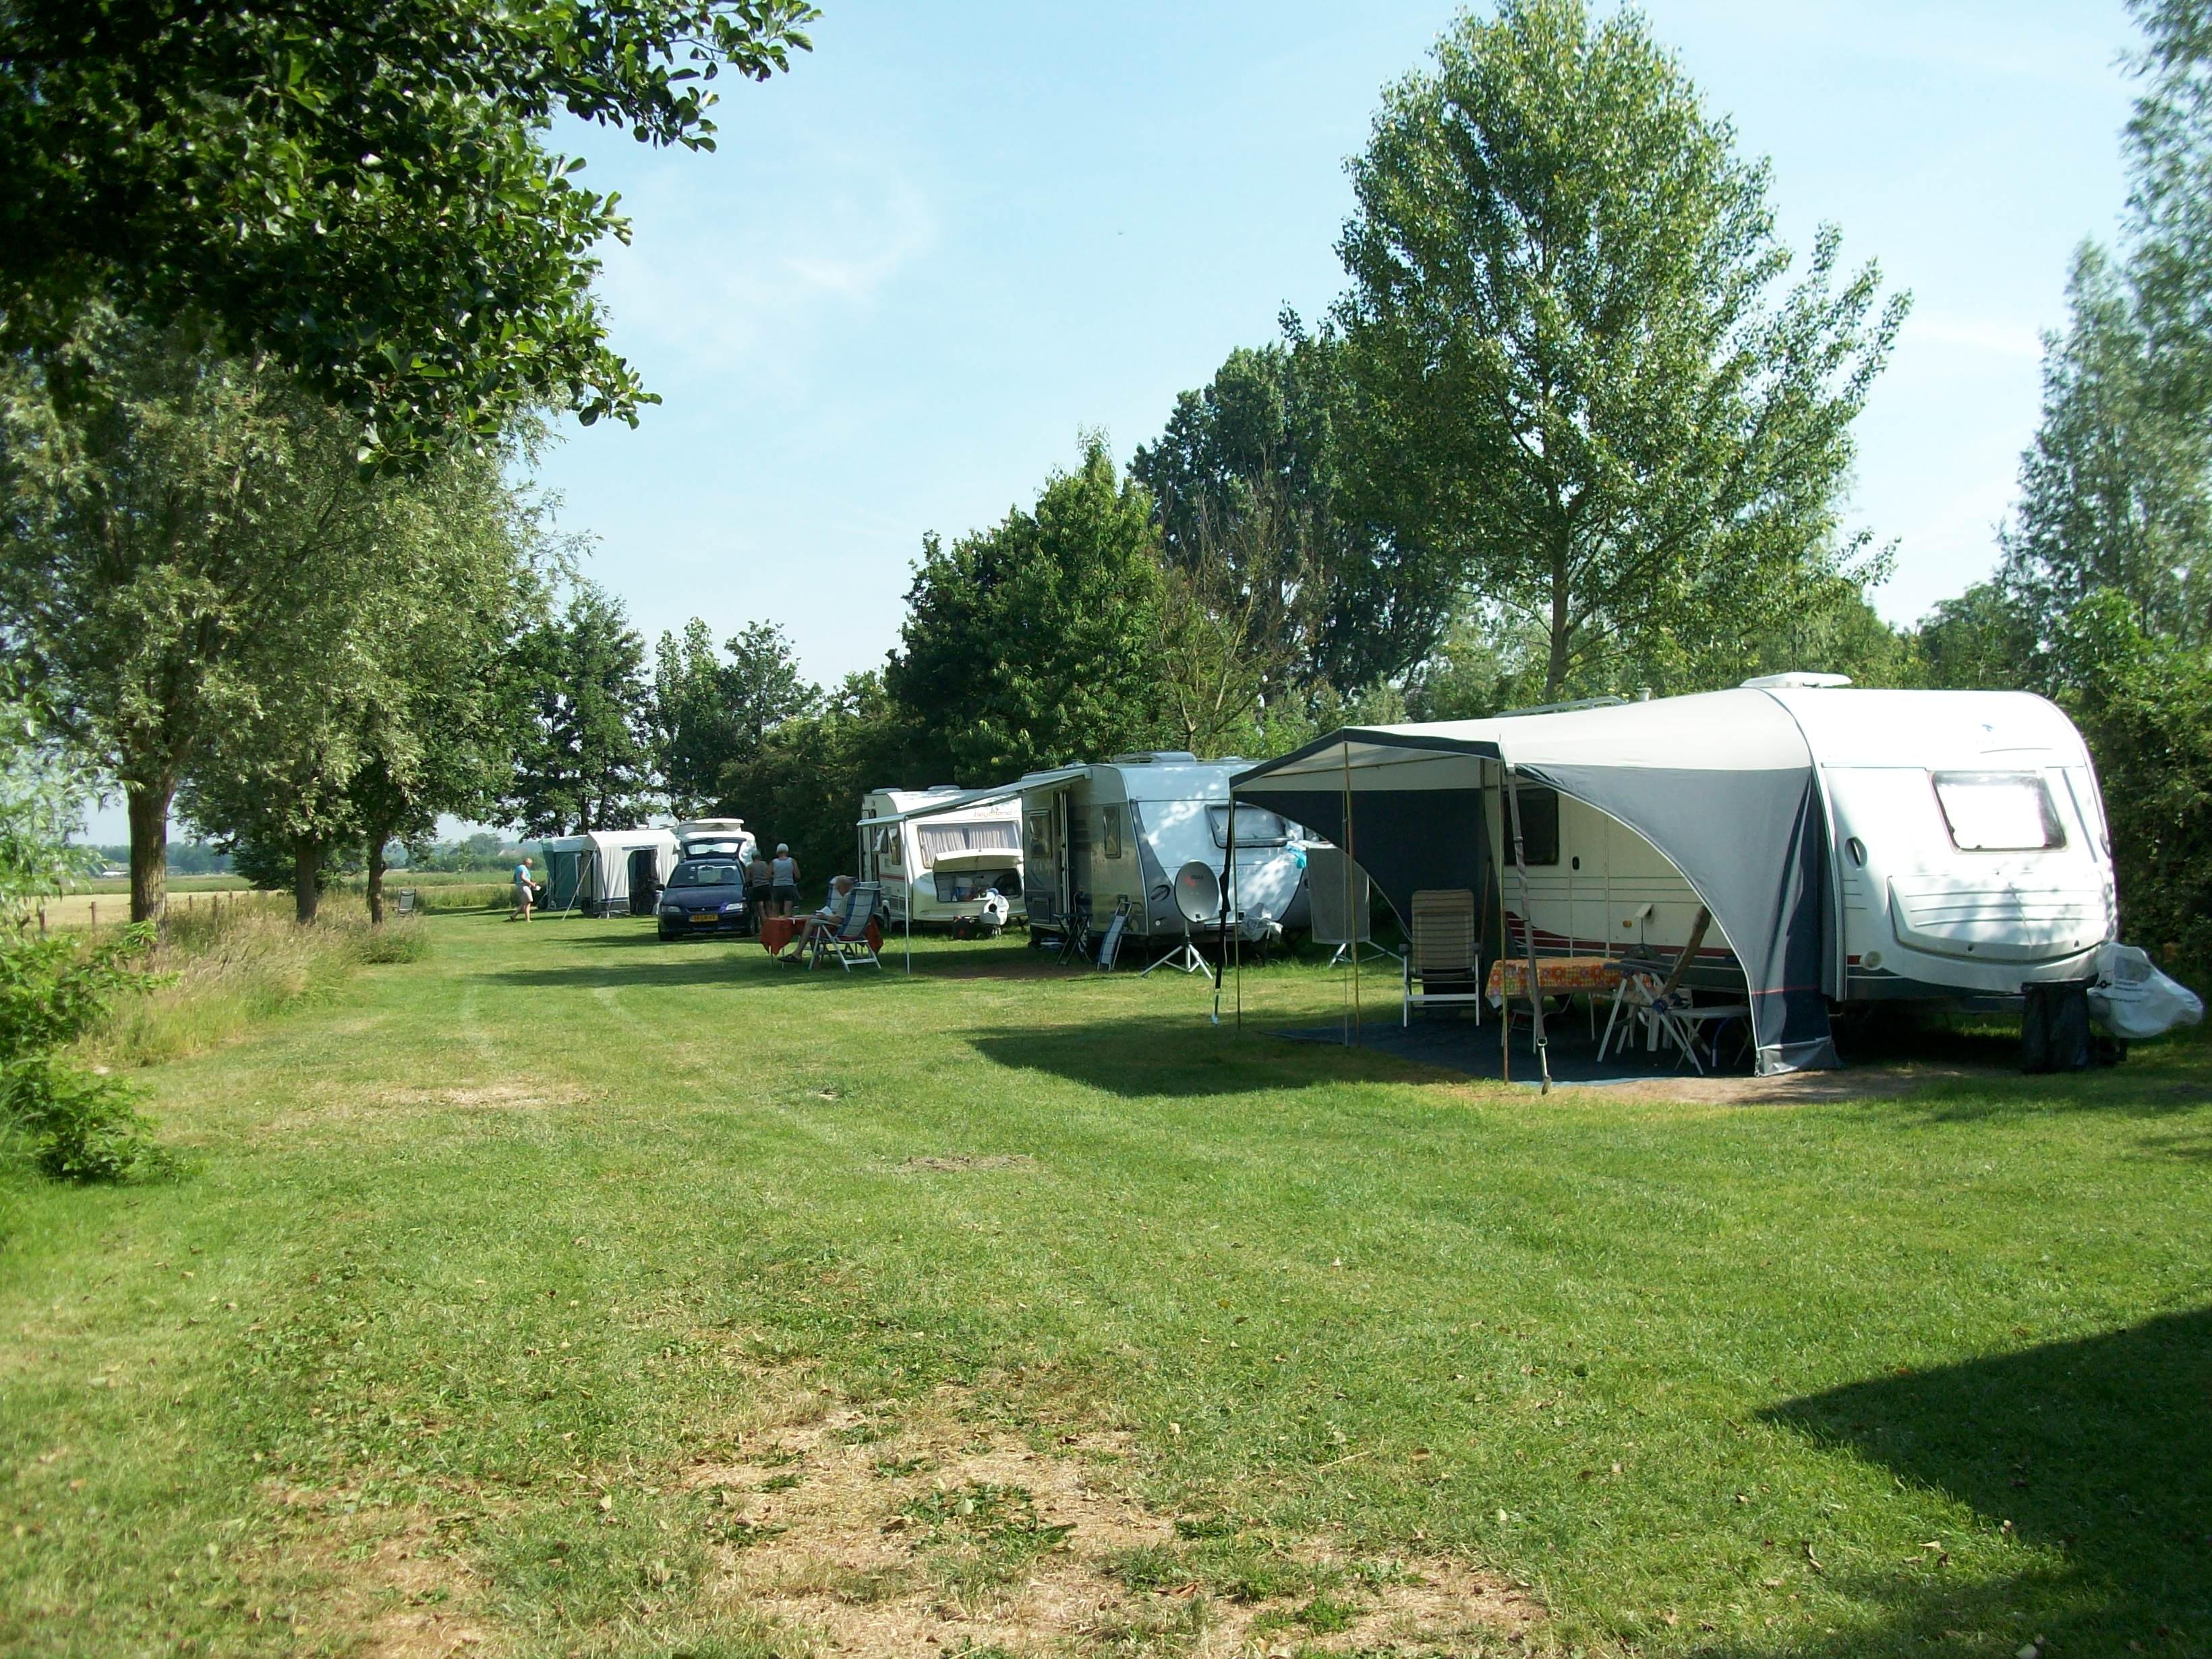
xmin=2 ymin=915 xmax=2207 ymax=1657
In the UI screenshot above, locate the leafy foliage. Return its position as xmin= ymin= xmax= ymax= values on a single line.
xmin=0 ymin=315 xmax=393 ymax=920
xmin=0 ymin=0 xmax=817 ymax=463
xmin=885 ymin=438 xmax=1171 ymax=783
xmin=651 ymin=618 xmax=819 ymax=817
xmin=502 ymin=582 xmax=657 ymax=836
xmin=720 ymin=672 xmax=896 ymax=887
xmin=2049 ymin=595 xmax=2212 ymax=964
xmin=0 ymin=675 xmax=163 ymax=1182
xmin=1335 ymin=0 xmax=1907 ymax=701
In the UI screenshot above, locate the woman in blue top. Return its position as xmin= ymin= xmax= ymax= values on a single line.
xmin=769 ymin=845 xmax=801 ymax=917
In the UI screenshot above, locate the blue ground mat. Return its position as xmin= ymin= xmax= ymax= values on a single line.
xmin=1269 ymin=1007 xmax=1752 ymax=1085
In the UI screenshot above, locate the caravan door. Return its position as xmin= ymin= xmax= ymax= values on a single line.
xmin=1022 ymin=796 xmax=1069 ymax=929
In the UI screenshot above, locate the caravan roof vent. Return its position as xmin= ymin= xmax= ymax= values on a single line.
xmin=927 ymin=784 xmax=962 ymax=792
xmin=1741 ymin=672 xmax=1853 ymax=690
xmin=1110 ymin=751 xmax=1198 ymax=765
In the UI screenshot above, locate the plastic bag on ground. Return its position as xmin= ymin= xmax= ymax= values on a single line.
xmin=2087 ymin=943 xmax=2205 ymax=1040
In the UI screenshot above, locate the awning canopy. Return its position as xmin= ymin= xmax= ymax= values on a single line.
xmin=854 ymin=767 xmax=1088 ymax=827
xmin=1232 ymin=691 xmax=1838 ymax=1075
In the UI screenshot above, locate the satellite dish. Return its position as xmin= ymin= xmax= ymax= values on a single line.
xmin=1173 ymin=861 xmax=1222 ymax=925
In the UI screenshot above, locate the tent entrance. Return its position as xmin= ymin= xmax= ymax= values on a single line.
xmin=628 ymin=847 xmax=662 ymax=916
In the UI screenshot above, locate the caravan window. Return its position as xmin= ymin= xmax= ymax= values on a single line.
xmin=934 ymin=867 xmax=1018 ymax=903
xmin=1025 ymin=811 xmax=1052 ymax=861
xmin=915 ymin=820 xmax=1018 ymax=869
xmin=1507 ymin=786 xmax=1560 ymax=865
xmin=1101 ymin=806 xmax=1123 ymax=860
xmin=1933 ymin=772 xmax=2066 ymax=850
xmin=1208 ymin=806 xmax=1290 ymax=848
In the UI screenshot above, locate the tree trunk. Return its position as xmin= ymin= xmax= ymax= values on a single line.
xmin=293 ymin=840 xmax=321 ymax=925
xmin=1544 ymin=542 xmax=1573 ymax=700
xmin=366 ymin=832 xmax=388 ymax=926
xmin=127 ymin=782 xmax=172 ymax=925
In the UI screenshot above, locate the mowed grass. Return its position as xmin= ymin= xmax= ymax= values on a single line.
xmin=1 ymin=914 xmax=2207 ymax=1657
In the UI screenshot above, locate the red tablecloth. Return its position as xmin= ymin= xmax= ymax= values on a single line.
xmin=759 ymin=915 xmax=883 ymax=956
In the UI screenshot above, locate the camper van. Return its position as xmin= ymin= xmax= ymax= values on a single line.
xmin=1010 ymin=754 xmax=1310 ymax=945
xmin=1231 ymin=682 xmax=2123 ymax=1072
xmin=856 ymin=788 xmax=1026 ymax=929
xmin=537 ymin=827 xmax=682 ymax=917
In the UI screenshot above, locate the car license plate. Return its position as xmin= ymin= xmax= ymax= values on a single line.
xmin=689 ymin=911 xmax=718 ymax=923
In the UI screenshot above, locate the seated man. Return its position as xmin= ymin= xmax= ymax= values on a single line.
xmin=796 ymin=875 xmax=860 ymax=951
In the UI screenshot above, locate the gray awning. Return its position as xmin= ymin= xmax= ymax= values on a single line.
xmin=1233 ymin=691 xmax=1837 ymax=1074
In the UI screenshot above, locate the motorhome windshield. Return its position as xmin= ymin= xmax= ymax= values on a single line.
xmin=1209 ymin=806 xmax=1289 ymax=848
xmin=1932 ymin=772 xmax=2066 ymax=851
xmin=669 ymin=863 xmax=743 ymax=887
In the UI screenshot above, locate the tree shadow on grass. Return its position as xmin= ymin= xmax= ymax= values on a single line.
xmin=1730 ymin=1308 xmax=2212 ymax=1657
xmin=964 ymin=1016 xmax=1445 ymax=1099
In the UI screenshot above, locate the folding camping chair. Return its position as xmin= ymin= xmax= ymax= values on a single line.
xmin=1093 ymin=896 xmax=1132 ymax=971
xmin=1596 ymin=908 xmax=1747 ymax=1072
xmin=1055 ymin=894 xmax=1094 ymax=967
xmin=807 ymin=882 xmax=884 ymax=972
xmin=1403 ymin=889 xmax=1486 ymax=1024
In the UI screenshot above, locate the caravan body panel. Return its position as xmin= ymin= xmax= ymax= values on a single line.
xmin=1020 ymin=758 xmax=1310 ymax=938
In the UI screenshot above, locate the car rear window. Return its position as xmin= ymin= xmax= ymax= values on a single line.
xmin=670 ymin=863 xmax=742 ymax=887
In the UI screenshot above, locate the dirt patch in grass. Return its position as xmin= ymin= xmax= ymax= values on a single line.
xmin=900 ymin=1153 xmax=1039 ymax=1172
xmin=262 ymin=1483 xmax=489 ymax=1658
xmin=682 ymin=1389 xmax=1540 ymax=1656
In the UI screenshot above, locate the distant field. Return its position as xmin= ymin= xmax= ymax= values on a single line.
xmin=43 ymin=870 xmax=519 ymax=927
xmin=1 ymin=918 xmax=2205 ymax=1657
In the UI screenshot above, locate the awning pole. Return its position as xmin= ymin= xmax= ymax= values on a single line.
xmin=1212 ymin=796 xmax=1232 ymax=1026
xmin=1341 ymin=742 xmax=1360 ymax=1047
xmin=1503 ymin=762 xmax=1551 ymax=1094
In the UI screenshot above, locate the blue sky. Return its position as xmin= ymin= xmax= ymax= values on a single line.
xmin=548 ymin=0 xmax=2138 ymax=684
xmin=94 ymin=1 xmax=2148 ymax=844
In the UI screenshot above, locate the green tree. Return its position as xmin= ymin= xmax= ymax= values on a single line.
xmin=2001 ymin=245 xmax=2211 ymax=647
xmin=0 ymin=0 xmax=815 ymax=463
xmin=721 ymin=672 xmax=895 ymax=887
xmin=885 ymin=438 xmax=1170 ymax=781
xmin=503 ymin=583 xmax=656 ymax=836
xmin=0 ymin=316 xmax=397 ymax=923
xmin=2049 ymin=593 xmax=2212 ymax=964
xmin=652 ymin=618 xmax=818 ymax=818
xmin=1335 ymin=0 xmax=1907 ymax=701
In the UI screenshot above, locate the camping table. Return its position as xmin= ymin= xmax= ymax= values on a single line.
xmin=759 ymin=916 xmax=883 ymax=957
xmin=1488 ymin=955 xmax=1623 ymax=1051
xmin=1485 ymin=956 xmax=1621 ymax=1003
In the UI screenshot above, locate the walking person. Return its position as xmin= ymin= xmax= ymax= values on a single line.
xmin=769 ymin=844 xmax=801 ymax=918
xmin=511 ymin=854 xmax=535 ymax=923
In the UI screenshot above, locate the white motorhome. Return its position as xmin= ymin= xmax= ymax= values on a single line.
xmin=856 ymin=787 xmax=1026 ymax=929
xmin=537 ymin=827 xmax=682 ymax=917
xmin=1231 ymin=682 xmax=2122 ymax=1073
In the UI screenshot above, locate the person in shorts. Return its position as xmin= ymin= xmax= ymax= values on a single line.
xmin=511 ymin=855 xmax=535 ymax=922
xmin=769 ymin=844 xmax=801 ymax=917
xmin=745 ymin=850 xmax=774 ymax=935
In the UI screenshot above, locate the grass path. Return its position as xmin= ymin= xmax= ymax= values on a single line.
xmin=2 ymin=914 xmax=2208 ymax=1657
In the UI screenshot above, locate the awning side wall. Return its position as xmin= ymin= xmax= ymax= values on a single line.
xmin=1235 ymin=784 xmax=1496 ymax=954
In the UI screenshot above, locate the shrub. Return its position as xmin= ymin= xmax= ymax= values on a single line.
xmin=0 ymin=925 xmax=165 ymax=1182
xmin=1 ymin=1054 xmax=169 ymax=1182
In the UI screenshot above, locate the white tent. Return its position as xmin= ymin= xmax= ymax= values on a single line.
xmin=537 ymin=828 xmax=681 ymax=916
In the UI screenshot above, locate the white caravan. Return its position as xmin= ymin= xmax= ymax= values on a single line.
xmin=537 ymin=827 xmax=682 ymax=916
xmin=856 ymin=787 xmax=1026 ymax=928
xmin=1231 ymin=682 xmax=2121 ymax=1072
xmin=1010 ymin=754 xmax=1310 ymax=944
